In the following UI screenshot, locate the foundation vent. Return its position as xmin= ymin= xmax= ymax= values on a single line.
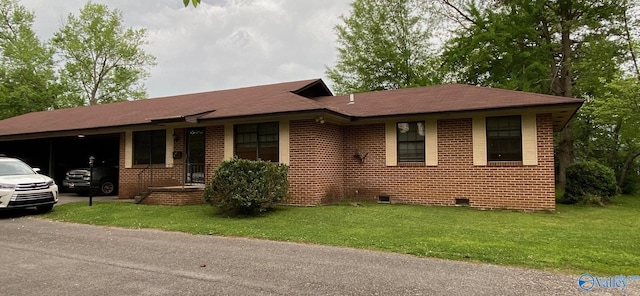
xmin=455 ymin=198 xmax=470 ymax=206
xmin=378 ymin=195 xmax=391 ymax=203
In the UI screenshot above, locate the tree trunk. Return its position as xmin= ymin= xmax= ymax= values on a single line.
xmin=555 ymin=18 xmax=574 ymax=189
xmin=556 ymin=122 xmax=574 ymax=188
xmin=619 ymin=150 xmax=640 ymax=189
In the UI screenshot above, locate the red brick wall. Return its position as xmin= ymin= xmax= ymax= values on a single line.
xmin=204 ymin=125 xmax=225 ymax=183
xmin=316 ymin=123 xmax=346 ymax=203
xmin=288 ymin=120 xmax=345 ymax=205
xmin=341 ymin=114 xmax=555 ymax=211
xmin=118 ymin=115 xmax=556 ymax=211
xmin=141 ymin=188 xmax=205 ymax=206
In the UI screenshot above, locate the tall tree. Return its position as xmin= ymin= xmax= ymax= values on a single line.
xmin=581 ymin=77 xmax=640 ymax=189
xmin=52 ymin=2 xmax=156 ymax=106
xmin=440 ymin=0 xmax=627 ymax=187
xmin=326 ymin=0 xmax=442 ymax=94
xmin=575 ymin=1 xmax=640 ymax=191
xmin=0 ymin=0 xmax=59 ymax=119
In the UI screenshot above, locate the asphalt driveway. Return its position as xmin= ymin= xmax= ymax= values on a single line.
xmin=0 ymin=214 xmax=633 ymax=295
xmin=56 ymin=192 xmax=125 ymax=205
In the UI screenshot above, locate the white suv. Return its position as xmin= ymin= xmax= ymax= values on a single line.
xmin=0 ymin=156 xmax=58 ymax=212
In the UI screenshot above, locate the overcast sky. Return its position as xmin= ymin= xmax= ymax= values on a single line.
xmin=20 ymin=0 xmax=352 ymax=98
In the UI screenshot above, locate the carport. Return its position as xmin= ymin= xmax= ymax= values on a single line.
xmin=0 ymin=134 xmax=120 ymax=187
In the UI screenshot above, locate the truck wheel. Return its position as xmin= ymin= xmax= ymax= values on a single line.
xmin=99 ymin=180 xmax=116 ymax=195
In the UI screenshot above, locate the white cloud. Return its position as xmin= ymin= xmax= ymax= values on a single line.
xmin=20 ymin=0 xmax=352 ymax=97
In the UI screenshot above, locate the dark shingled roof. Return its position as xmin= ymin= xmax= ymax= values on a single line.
xmin=0 ymin=79 xmax=327 ymax=138
xmin=313 ymin=84 xmax=583 ymax=117
xmin=0 ymin=79 xmax=582 ymax=140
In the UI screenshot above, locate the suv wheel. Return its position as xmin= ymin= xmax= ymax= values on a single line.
xmin=99 ymin=180 xmax=116 ymax=195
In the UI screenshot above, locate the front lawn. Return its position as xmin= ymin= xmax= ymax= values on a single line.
xmin=43 ymin=195 xmax=640 ymax=275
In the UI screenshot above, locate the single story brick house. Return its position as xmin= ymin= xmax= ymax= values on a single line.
xmin=0 ymin=79 xmax=582 ymax=211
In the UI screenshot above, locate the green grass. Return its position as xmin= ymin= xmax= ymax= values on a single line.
xmin=43 ymin=195 xmax=640 ymax=275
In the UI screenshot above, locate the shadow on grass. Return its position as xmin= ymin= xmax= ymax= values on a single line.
xmin=0 ymin=208 xmax=45 ymax=219
xmin=208 ymin=205 xmax=292 ymax=219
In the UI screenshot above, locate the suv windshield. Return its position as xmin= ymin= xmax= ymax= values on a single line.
xmin=0 ymin=160 xmax=36 ymax=176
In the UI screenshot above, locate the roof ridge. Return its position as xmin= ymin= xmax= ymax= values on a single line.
xmin=448 ymin=84 xmax=584 ymax=101
xmin=149 ymin=78 xmax=322 ymax=100
xmin=329 ymin=83 xmax=582 ymax=102
xmin=3 ymin=79 xmax=327 ymax=119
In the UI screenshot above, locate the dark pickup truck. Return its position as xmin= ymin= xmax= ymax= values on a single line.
xmin=62 ymin=165 xmax=118 ymax=196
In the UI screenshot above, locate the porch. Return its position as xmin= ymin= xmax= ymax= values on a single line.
xmin=129 ymin=161 xmax=210 ymax=206
xmin=135 ymin=185 xmax=206 ymax=206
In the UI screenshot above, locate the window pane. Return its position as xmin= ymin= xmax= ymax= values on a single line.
xmin=259 ymin=134 xmax=277 ymax=142
xmin=236 ymin=150 xmax=257 ymax=161
xmin=133 ymin=132 xmax=150 ymax=165
xmin=258 ymin=146 xmax=279 ymax=162
xmin=236 ymin=124 xmax=257 ymax=133
xmin=486 ymin=119 xmax=498 ymax=129
xmin=486 ymin=116 xmax=522 ymax=161
xmin=133 ymin=130 xmax=166 ymax=165
xmin=397 ymin=121 xmax=425 ymax=162
xmin=260 ymin=122 xmax=279 ymax=133
xmin=150 ymin=131 xmax=166 ymax=164
xmin=234 ymin=122 xmax=279 ymax=162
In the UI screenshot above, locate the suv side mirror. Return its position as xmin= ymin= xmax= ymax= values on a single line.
xmin=33 ymin=168 xmax=41 ymax=173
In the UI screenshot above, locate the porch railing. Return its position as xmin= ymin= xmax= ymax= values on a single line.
xmin=184 ymin=163 xmax=206 ymax=185
xmin=135 ymin=162 xmax=209 ymax=202
xmin=136 ymin=164 xmax=158 ymax=195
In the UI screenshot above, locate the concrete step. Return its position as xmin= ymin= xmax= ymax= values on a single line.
xmin=134 ymin=191 xmax=150 ymax=204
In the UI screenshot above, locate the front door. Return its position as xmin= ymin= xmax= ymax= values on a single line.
xmin=185 ymin=128 xmax=205 ymax=184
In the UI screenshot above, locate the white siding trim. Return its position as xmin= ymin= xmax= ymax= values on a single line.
xmin=426 ymin=119 xmax=438 ymax=166
xmin=125 ymin=131 xmax=133 ymax=168
xmin=165 ymin=128 xmax=174 ymax=168
xmin=279 ymin=120 xmax=290 ymax=165
xmin=521 ymin=114 xmax=538 ymax=165
xmin=472 ymin=117 xmax=487 ymax=166
xmin=224 ymin=123 xmax=234 ymax=160
xmin=385 ymin=122 xmax=397 ymax=166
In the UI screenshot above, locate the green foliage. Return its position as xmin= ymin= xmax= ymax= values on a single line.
xmin=442 ymin=0 xmax=624 ymax=95
xmin=52 ymin=2 xmax=156 ymax=106
xmin=204 ymin=158 xmax=289 ymax=216
xmin=183 ymin=0 xmax=201 ymax=7
xmin=442 ymin=1 xmax=551 ymax=93
xmin=577 ymin=77 xmax=640 ymax=187
xmin=564 ymin=161 xmax=618 ymax=204
xmin=325 ymin=0 xmax=441 ymax=94
xmin=621 ymin=166 xmax=640 ymax=194
xmin=0 ymin=0 xmax=61 ymax=119
xmin=439 ymin=0 xmax=629 ymax=188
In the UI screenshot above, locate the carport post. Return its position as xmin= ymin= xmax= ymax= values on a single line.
xmin=48 ymin=139 xmax=54 ymax=178
xmin=89 ymin=156 xmax=95 ymax=206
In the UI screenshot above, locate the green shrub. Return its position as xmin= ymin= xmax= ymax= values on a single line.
xmin=564 ymin=161 xmax=618 ymax=204
xmin=621 ymin=170 xmax=640 ymax=194
xmin=204 ymin=158 xmax=289 ymax=216
xmin=554 ymin=188 xmax=572 ymax=204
